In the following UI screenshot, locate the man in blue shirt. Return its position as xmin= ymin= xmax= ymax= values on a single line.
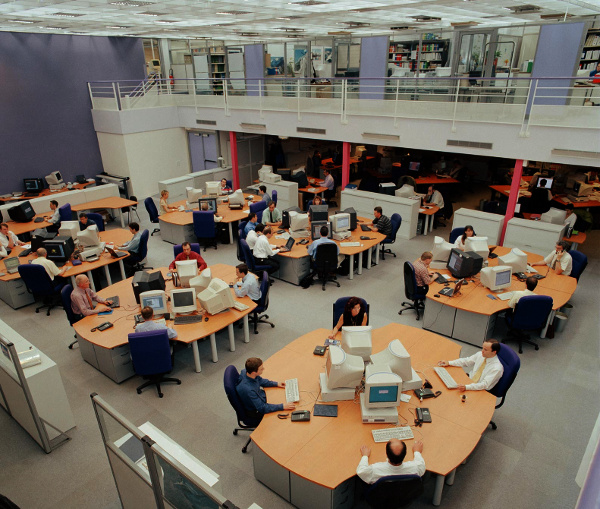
xmin=244 ymin=213 xmax=258 ymax=236
xmin=308 ymin=225 xmax=339 ymax=261
xmin=233 ymin=263 xmax=261 ymax=301
xmin=258 ymin=185 xmax=271 ymax=203
xmin=236 ymin=357 xmax=295 ymax=418
xmin=118 ymin=222 xmax=142 ymax=273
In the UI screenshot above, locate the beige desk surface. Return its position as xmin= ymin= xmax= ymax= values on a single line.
xmin=299 ymin=186 xmax=328 ymax=195
xmin=490 ymin=185 xmax=600 ymax=208
xmin=427 ymin=246 xmax=577 ymax=314
xmin=73 ymin=264 xmax=257 ymax=350
xmin=420 ymin=205 xmax=440 ymax=216
xmin=416 ymin=175 xmax=460 ymax=185
xmin=0 ymin=182 xmax=92 ymax=203
xmin=251 ymin=324 xmax=496 ymax=488
xmin=6 ymin=213 xmax=53 ymax=235
xmin=71 ymin=197 xmax=137 ymax=212
xmin=158 ymin=194 xmax=260 ymax=226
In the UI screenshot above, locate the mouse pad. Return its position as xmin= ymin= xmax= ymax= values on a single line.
xmin=313 ymin=404 xmax=338 ymax=417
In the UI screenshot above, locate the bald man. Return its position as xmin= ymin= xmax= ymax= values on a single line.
xmin=356 ymin=439 xmax=425 ymax=484
xmin=31 ymin=248 xmax=68 ymax=286
xmin=70 ymin=274 xmax=112 ymax=318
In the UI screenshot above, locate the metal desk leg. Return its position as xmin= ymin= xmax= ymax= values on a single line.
xmin=243 ymin=315 xmax=250 ymax=343
xmin=357 ymin=253 xmax=363 ymax=275
xmin=228 ymin=223 xmax=234 ymax=244
xmin=375 ymin=243 xmax=380 ymax=264
xmin=103 ymin=265 xmax=112 ymax=287
xmin=70 ymin=275 xmax=76 ymax=287
xmin=118 ymin=260 xmax=126 ymax=281
xmin=192 ymin=341 xmax=201 ymax=372
xmin=348 ymin=254 xmax=354 ymax=280
xmin=117 ymin=207 xmax=125 ymax=228
xmin=228 ymin=324 xmax=235 ymax=351
xmin=540 ymin=309 xmax=555 ymax=338
xmin=433 ymin=474 xmax=445 ymax=506
xmin=367 ymin=248 xmax=372 ymax=270
xmin=445 ymin=469 xmax=456 ymax=486
xmin=429 ymin=215 xmax=435 ymax=234
xmin=87 ymin=270 xmax=96 ymax=291
xmin=210 ymin=333 xmax=218 ymax=362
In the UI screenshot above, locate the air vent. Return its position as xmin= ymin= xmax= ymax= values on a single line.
xmin=447 ymin=140 xmax=493 ymax=150
xmin=507 ymin=4 xmax=541 ymax=14
xmin=350 ymin=7 xmax=379 ymax=12
xmin=391 ymin=26 xmax=414 ymax=30
xmin=343 ymin=21 xmax=370 ymax=27
xmin=362 ymin=133 xmax=400 ymax=141
xmin=196 ymin=119 xmax=217 ymax=126
xmin=138 ymin=11 xmax=162 ymax=16
xmin=216 ymin=10 xmax=251 ymax=15
xmin=110 ymin=0 xmax=155 ymax=5
xmin=412 ymin=16 xmax=441 ymax=22
xmin=240 ymin=123 xmax=266 ymax=130
xmin=239 ymin=32 xmax=260 ymax=37
xmin=294 ymin=0 xmax=327 ymax=5
xmin=551 ymin=149 xmax=600 ymax=159
xmin=297 ymin=127 xmax=326 ymax=135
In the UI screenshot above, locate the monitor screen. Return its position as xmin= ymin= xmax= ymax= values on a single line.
xmin=336 ymin=215 xmax=349 ymax=230
xmin=24 ymin=178 xmax=43 ymax=192
xmin=447 ymin=250 xmax=462 ymax=273
xmin=369 ymin=385 xmax=399 ymax=404
xmin=537 ymin=177 xmax=553 ymax=189
xmin=172 ymin=290 xmax=195 ymax=308
xmin=46 ymin=243 xmax=65 ymax=260
xmin=495 ymin=269 xmax=512 ymax=286
xmin=311 ymin=221 xmax=332 ymax=240
xmin=409 ymin=162 xmax=420 ymax=172
xmin=573 ymin=181 xmax=581 ymax=194
xmin=141 ymin=294 xmax=165 ymax=311
xmin=198 ymin=198 xmax=218 ymax=212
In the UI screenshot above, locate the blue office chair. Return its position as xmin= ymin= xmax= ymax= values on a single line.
xmin=251 ymin=272 xmax=274 ymax=334
xmin=58 ymin=203 xmax=72 ymax=222
xmin=314 ymin=243 xmax=340 ymax=291
xmin=226 ymin=179 xmax=233 ymax=190
xmin=570 ymin=251 xmax=588 ymax=282
xmin=365 ymin=474 xmax=424 ymax=508
xmin=488 ymin=343 xmax=520 ymax=430
xmin=306 ymin=198 xmax=326 ymax=211
xmin=239 ymin=239 xmax=270 ymax=275
xmin=61 ymin=284 xmax=82 ymax=349
xmin=344 ymin=184 xmax=357 ymax=190
xmin=18 ymin=264 xmax=64 ymax=316
xmin=193 ymin=210 xmax=217 ymax=251
xmin=380 ymin=213 xmax=402 ymax=260
xmin=271 ymin=189 xmax=278 ymax=206
xmin=127 ymin=229 xmax=151 ymax=275
xmin=449 ymin=227 xmax=465 ymax=244
xmin=332 ymin=297 xmax=369 ymax=328
xmin=398 ymin=261 xmax=428 ymax=320
xmin=224 ymin=365 xmax=262 ymax=453
xmin=173 ymin=243 xmax=201 ymax=258
xmin=250 ymin=201 xmax=267 ymax=223
xmin=144 ymin=197 xmax=160 ymax=236
xmin=128 ymin=329 xmax=181 ymax=398
xmin=238 ymin=220 xmax=248 ymax=240
xmin=504 ymin=295 xmax=553 ymax=353
xmin=86 ymin=212 xmax=105 ymax=232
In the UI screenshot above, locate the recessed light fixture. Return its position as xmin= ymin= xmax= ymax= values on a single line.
xmin=110 ymin=1 xmax=155 ymax=6
xmin=51 ymin=12 xmax=84 ymax=18
xmin=412 ymin=16 xmax=442 ymax=22
xmin=155 ymin=20 xmax=176 ymax=24
xmin=8 ymin=19 xmax=35 ymax=24
xmin=44 ymin=26 xmax=66 ymax=30
xmin=108 ymin=25 xmax=131 ymax=28
xmin=216 ymin=10 xmax=250 ymax=15
xmin=137 ymin=11 xmax=161 ymax=16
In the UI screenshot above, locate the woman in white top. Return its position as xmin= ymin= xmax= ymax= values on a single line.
xmin=159 ymin=190 xmax=177 ymax=214
xmin=563 ymin=204 xmax=577 ymax=230
xmin=454 ymin=225 xmax=475 ymax=251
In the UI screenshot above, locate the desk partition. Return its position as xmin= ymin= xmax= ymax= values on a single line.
xmin=158 ymin=167 xmax=234 ymax=203
xmin=451 ymin=208 xmax=505 ymax=245
xmin=503 ymin=217 xmax=566 ymax=256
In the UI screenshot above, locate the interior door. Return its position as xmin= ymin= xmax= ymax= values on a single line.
xmin=454 ymin=31 xmax=493 ymax=78
xmin=188 ymin=132 xmax=218 ymax=172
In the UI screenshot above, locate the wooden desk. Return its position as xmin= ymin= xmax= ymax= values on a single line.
xmin=423 ymin=246 xmax=577 ymax=347
xmin=298 ymin=185 xmax=328 ymax=198
xmin=0 ymin=182 xmax=92 ymax=203
xmin=489 ymin=184 xmax=531 ymax=201
xmin=251 ymin=324 xmax=496 ymax=507
xmin=5 ymin=213 xmax=53 ymax=236
xmin=72 ymin=197 xmax=138 ymax=228
xmin=552 ymin=194 xmax=600 ymax=209
xmin=419 ymin=205 xmax=440 ymax=235
xmin=415 ymin=175 xmax=460 ymax=186
xmin=74 ymin=264 xmax=257 ymax=381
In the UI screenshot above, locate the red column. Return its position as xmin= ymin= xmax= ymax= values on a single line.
xmin=499 ymin=159 xmax=524 ymax=245
xmin=229 ymin=131 xmax=239 ymax=190
xmin=341 ymin=142 xmax=351 ymax=189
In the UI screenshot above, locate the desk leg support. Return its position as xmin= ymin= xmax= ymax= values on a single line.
xmin=367 ymin=248 xmax=372 ymax=270
xmin=103 ymin=265 xmax=112 ymax=287
xmin=87 ymin=270 xmax=96 ymax=292
xmin=445 ymin=469 xmax=456 ymax=486
xmin=540 ymin=310 xmax=555 ymax=339
xmin=375 ymin=244 xmax=380 ymax=265
xmin=228 ymin=324 xmax=235 ymax=351
xmin=117 ymin=208 xmax=125 ymax=228
xmin=118 ymin=260 xmax=126 ymax=281
xmin=70 ymin=275 xmax=76 ymax=288
xmin=433 ymin=474 xmax=446 ymax=506
xmin=228 ymin=223 xmax=234 ymax=245
xmin=243 ymin=315 xmax=250 ymax=343
xmin=357 ymin=253 xmax=363 ymax=275
xmin=348 ymin=254 xmax=354 ymax=280
xmin=192 ymin=341 xmax=201 ymax=372
xmin=210 ymin=333 xmax=218 ymax=362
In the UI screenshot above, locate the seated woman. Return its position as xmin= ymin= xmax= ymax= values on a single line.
xmin=454 ymin=225 xmax=475 ymax=251
xmin=159 ymin=190 xmax=177 ymax=214
xmin=306 ymin=194 xmax=326 ymax=211
xmin=329 ymin=297 xmax=368 ymax=339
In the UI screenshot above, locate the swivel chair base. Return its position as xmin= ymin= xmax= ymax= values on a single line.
xmin=398 ymin=299 xmax=425 ymax=320
xmin=380 ymin=246 xmax=397 ymax=260
xmin=36 ymin=296 xmax=63 ymax=316
xmin=233 ymin=427 xmax=255 ymax=453
xmin=251 ymin=311 xmax=274 ymax=334
xmin=502 ymin=331 xmax=539 ymax=354
xmin=150 ymin=228 xmax=160 ymax=236
xmin=136 ymin=375 xmax=182 ymax=398
xmin=68 ymin=336 xmax=78 ymax=349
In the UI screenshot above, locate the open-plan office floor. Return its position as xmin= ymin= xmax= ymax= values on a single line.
xmin=0 ymin=185 xmax=598 ymax=509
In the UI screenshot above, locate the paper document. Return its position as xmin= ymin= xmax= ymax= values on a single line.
xmin=400 ymin=393 xmax=411 ymax=403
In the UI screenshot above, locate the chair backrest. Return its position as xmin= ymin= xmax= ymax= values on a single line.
xmin=17 ymin=264 xmax=56 ymax=296
xmin=137 ymin=229 xmax=149 ymax=260
xmin=58 ymin=203 xmax=72 ymax=222
xmin=386 ymin=213 xmax=402 ymax=242
xmin=256 ymin=271 xmax=270 ymax=313
xmin=488 ymin=343 xmax=520 ymax=399
xmin=249 ymin=201 xmax=267 ymax=223
xmin=238 ymin=220 xmax=248 ymax=240
xmin=570 ymin=251 xmax=588 ymax=281
xmin=398 ymin=175 xmax=417 ymax=189
xmin=193 ymin=211 xmax=216 ymax=238
xmin=332 ymin=297 xmax=369 ymax=327
xmin=86 ymin=212 xmax=105 ymax=232
xmin=144 ymin=197 xmax=159 ymax=223
xmin=223 ymin=365 xmax=262 ymax=428
xmin=226 ymin=180 xmax=232 ymax=189
xmin=529 ymin=188 xmax=551 ymax=214
xmin=512 ymin=295 xmax=553 ymax=330
xmin=127 ymin=329 xmax=172 ymax=376
xmin=239 ymin=239 xmax=255 ymax=271
xmin=315 ymin=243 xmax=338 ymax=273
xmin=271 ymin=189 xmax=278 ymax=205
xmin=306 ymin=198 xmax=327 ymax=211
xmin=365 ymin=474 xmax=424 ymax=508
xmin=403 ymin=261 xmax=426 ymax=301
xmin=61 ymin=284 xmax=81 ymax=327
xmin=173 ymin=243 xmax=201 ymax=258
xmin=449 ymin=227 xmax=465 ymax=244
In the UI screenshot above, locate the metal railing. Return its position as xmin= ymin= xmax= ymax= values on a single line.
xmin=88 ymin=76 xmax=599 ymax=134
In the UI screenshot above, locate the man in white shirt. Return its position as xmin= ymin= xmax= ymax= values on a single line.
xmin=356 ymin=439 xmax=426 ymax=485
xmin=31 ymin=247 xmax=68 ymax=286
xmin=563 ymin=204 xmax=577 ymax=230
xmin=44 ymin=200 xmax=62 ymax=232
xmin=422 ymin=185 xmax=444 ymax=209
xmin=438 ymin=339 xmax=504 ymax=392
xmin=233 ymin=263 xmax=261 ymax=301
xmin=135 ymin=306 xmax=177 ymax=339
xmin=508 ymin=276 xmax=537 ymax=309
xmin=531 ymin=240 xmax=572 ymax=276
xmin=246 ymin=223 xmax=264 ymax=250
xmin=253 ymin=226 xmax=280 ymax=275
xmin=0 ymin=223 xmax=25 ymax=250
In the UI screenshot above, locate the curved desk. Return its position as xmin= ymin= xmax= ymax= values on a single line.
xmin=251 ymin=324 xmax=496 ymax=507
xmin=423 ymin=247 xmax=577 ymax=346
xmin=71 ymin=196 xmax=138 ymax=228
xmin=73 ymin=264 xmax=257 ymax=382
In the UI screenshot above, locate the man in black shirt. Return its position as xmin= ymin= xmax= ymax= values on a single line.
xmin=370 ymin=206 xmax=392 ymax=236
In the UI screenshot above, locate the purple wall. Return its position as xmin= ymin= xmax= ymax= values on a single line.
xmin=244 ymin=44 xmax=264 ymax=96
xmin=359 ymin=36 xmax=389 ymax=100
xmin=0 ymin=32 xmax=145 ymax=194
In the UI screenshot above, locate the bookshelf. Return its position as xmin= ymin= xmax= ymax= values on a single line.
xmin=389 ymin=36 xmax=450 ymax=73
xmin=579 ymin=28 xmax=600 ymax=71
xmin=210 ymin=52 xmax=226 ymax=95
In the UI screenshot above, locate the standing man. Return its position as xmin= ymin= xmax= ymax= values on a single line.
xmin=412 ymin=251 xmax=439 ymax=295
xmin=70 ymin=274 xmax=112 ymax=318
xmin=369 ymin=207 xmax=392 ymax=236
xmin=262 ymin=201 xmax=282 ymax=227
xmin=0 ymin=222 xmax=25 ymax=251
xmin=44 ymin=200 xmax=61 ymax=232
xmin=233 ymin=263 xmax=261 ymax=301
xmin=438 ymin=339 xmax=504 ymax=392
xmin=31 ymin=247 xmax=68 ymax=286
xmin=531 ymin=240 xmax=572 ymax=276
xmin=258 ymin=185 xmax=271 ymax=203
xmin=356 ymin=439 xmax=426 ymax=484
xmin=253 ymin=226 xmax=280 ymax=275
xmin=169 ymin=241 xmax=207 ymax=272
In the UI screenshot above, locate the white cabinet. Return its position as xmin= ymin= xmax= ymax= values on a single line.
xmin=503 ymin=218 xmax=566 ymax=256
xmin=452 ymin=208 xmax=505 ymax=245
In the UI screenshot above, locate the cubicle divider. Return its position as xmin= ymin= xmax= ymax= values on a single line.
xmin=451 ymin=207 xmax=505 ymax=245
xmin=91 ymin=394 xmax=247 ymax=509
xmin=158 ymin=167 xmax=234 ymax=203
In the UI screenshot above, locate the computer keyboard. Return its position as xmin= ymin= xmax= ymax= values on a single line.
xmin=372 ymin=426 xmax=414 ymax=443
xmin=434 ymin=367 xmax=459 ymax=389
xmin=360 ymin=224 xmax=372 ymax=232
xmin=174 ymin=314 xmax=204 ymax=325
xmin=497 ymin=292 xmax=513 ymax=301
xmin=526 ymin=265 xmax=538 ymax=273
xmin=285 ymin=378 xmax=300 ymax=403
xmin=232 ymin=301 xmax=249 ymax=311
xmin=340 ymin=242 xmax=361 ymax=247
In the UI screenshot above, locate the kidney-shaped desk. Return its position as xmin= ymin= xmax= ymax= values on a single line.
xmin=250 ymin=324 xmax=496 ymax=508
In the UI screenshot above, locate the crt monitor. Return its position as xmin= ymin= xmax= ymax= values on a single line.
xmin=228 ymin=189 xmax=245 ymax=207
xmin=291 ymin=170 xmax=308 ymax=189
xmin=396 ymin=184 xmax=414 ymax=198
xmin=258 ymin=165 xmax=274 ymax=181
xmin=197 ymin=278 xmax=235 ymax=315
xmin=432 ymin=236 xmax=453 ymax=262
xmin=540 ymin=207 xmax=567 ymax=225
xmin=206 ymin=181 xmax=220 ymax=197
xmin=186 ymin=187 xmax=204 ymax=204
xmin=309 ymin=204 xmax=328 ymax=222
xmin=132 ymin=270 xmax=166 ymax=304
xmin=58 ymin=221 xmax=80 ymax=241
xmin=464 ymin=236 xmax=489 ymax=260
xmin=8 ymin=201 xmax=35 ymax=223
xmin=572 ymin=181 xmax=594 ymax=197
xmin=408 ymin=162 xmax=420 ymax=172
xmin=77 ymin=224 xmax=101 ymax=247
xmin=170 ymin=288 xmax=197 ymax=315
xmin=325 ymin=345 xmax=365 ymax=390
xmin=447 ymin=248 xmax=483 ymax=278
xmin=23 ymin=178 xmax=44 ymax=193
xmin=198 ymin=198 xmax=218 ymax=213
xmin=341 ymin=326 xmax=372 ymax=361
xmin=498 ymin=248 xmax=528 ymax=274
xmin=370 ymin=339 xmax=412 ymax=381
xmin=175 ymin=259 xmax=198 ymax=288
xmin=289 ymin=212 xmax=309 ymax=232
xmin=331 ymin=213 xmax=351 ymax=233
xmin=311 ymin=221 xmax=332 ymax=240
xmin=363 ymin=367 xmax=402 ymax=409
xmin=342 ymin=207 xmax=358 ymax=231
xmin=190 ymin=268 xmax=212 ymax=294
xmin=43 ymin=236 xmax=75 ymax=263
xmin=45 ymin=171 xmax=63 ymax=186
xmin=479 ymin=266 xmax=512 ymax=292
xmin=139 ymin=290 xmax=168 ymax=315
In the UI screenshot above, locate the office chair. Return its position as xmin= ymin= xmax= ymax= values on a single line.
xmin=483 ymin=200 xmax=502 ymax=215
xmin=127 ymin=329 xmax=181 ymax=398
xmin=398 ymin=262 xmax=428 ymax=320
xmin=238 ymin=220 xmax=248 ymax=240
xmin=249 ymin=201 xmax=267 ymax=223
xmin=488 ymin=343 xmax=520 ymax=430
xmin=144 ymin=197 xmax=161 ymax=236
xmin=271 ymin=189 xmax=277 ymax=206
xmin=306 ymin=198 xmax=326 ymax=211
xmin=251 ymin=272 xmax=274 ymax=334
xmin=526 ymin=188 xmax=551 ymax=215
xmin=122 ymin=195 xmax=140 ymax=223
xmin=18 ymin=264 xmax=64 ymax=316
xmin=332 ymin=297 xmax=369 ymax=328
xmin=314 ymin=243 xmax=340 ymax=291
xmin=223 ymin=365 xmax=262 ymax=453
xmin=449 ymin=227 xmax=465 ymax=244
xmin=240 ymin=239 xmax=271 ymax=275
xmin=364 ymin=474 xmax=424 ymax=508
xmin=193 ymin=210 xmax=217 ymax=251
xmin=226 ymin=179 xmax=233 ymax=189
xmin=380 ymin=213 xmax=402 ymax=260
xmin=61 ymin=284 xmax=83 ymax=349
xmin=570 ymin=251 xmax=588 ymax=282
xmin=86 ymin=212 xmax=105 ymax=232
xmin=504 ymin=295 xmax=553 ymax=353
xmin=58 ymin=203 xmax=72 ymax=222
xmin=127 ymin=229 xmax=151 ymax=274
xmin=173 ymin=243 xmax=201 ymax=258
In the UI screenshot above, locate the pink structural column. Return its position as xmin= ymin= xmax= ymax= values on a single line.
xmin=229 ymin=131 xmax=240 ymax=189
xmin=499 ymin=159 xmax=524 ymax=245
xmin=342 ymin=142 xmax=351 ymax=189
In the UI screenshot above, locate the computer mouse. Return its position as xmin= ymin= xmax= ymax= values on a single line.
xmin=434 ymin=294 xmax=441 ymax=298
xmin=444 ymin=283 xmax=449 ymax=286
xmin=462 ymin=281 xmax=468 ymax=285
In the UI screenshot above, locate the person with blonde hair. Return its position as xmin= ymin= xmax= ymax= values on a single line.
xmin=159 ymin=190 xmax=177 ymax=214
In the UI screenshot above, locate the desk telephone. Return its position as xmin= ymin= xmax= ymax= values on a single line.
xmin=291 ymin=410 xmax=311 ymax=422
xmin=415 ymin=407 xmax=432 ymax=425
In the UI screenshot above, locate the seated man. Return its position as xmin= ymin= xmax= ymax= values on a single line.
xmin=71 ymin=274 xmax=112 ymax=318
xmin=233 ymin=263 xmax=261 ymax=301
xmin=531 ymin=240 xmax=572 ymax=276
xmin=246 ymin=223 xmax=264 ymax=251
xmin=438 ymin=339 xmax=504 ymax=392
xmin=258 ymin=185 xmax=271 ymax=203
xmin=117 ymin=222 xmax=142 ymax=272
xmin=236 ymin=357 xmax=295 ymax=419
xmin=220 ymin=178 xmax=231 ymax=194
xmin=508 ymin=276 xmax=537 ymax=309
xmin=356 ymin=439 xmax=425 ymax=484
xmin=31 ymin=248 xmax=68 ymax=287
xmin=422 ymin=185 xmax=445 ymax=209
xmin=413 ymin=251 xmax=438 ymax=295
xmin=0 ymin=222 xmax=25 ymax=251
xmin=308 ymin=225 xmax=340 ymax=264
xmin=244 ymin=213 xmax=258 ymax=236
xmin=169 ymin=241 xmax=207 ymax=272
xmin=253 ymin=226 xmax=280 ymax=275
xmin=563 ymin=203 xmax=577 ymax=230
xmin=261 ymin=201 xmax=282 ymax=227
xmin=322 ymin=168 xmax=336 ymax=202
xmin=78 ymin=213 xmax=93 ymax=230
xmin=369 ymin=206 xmax=392 ymax=236
xmin=44 ymin=200 xmax=61 ymax=233
xmin=200 ymin=201 xmax=223 ymax=222
xmin=135 ymin=306 xmax=177 ymax=339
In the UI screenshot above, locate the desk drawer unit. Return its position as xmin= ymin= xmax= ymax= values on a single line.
xmin=95 ymin=343 xmax=135 ymax=383
xmin=0 ymin=279 xmax=35 ymax=309
xmin=275 ymin=255 xmax=311 ymax=286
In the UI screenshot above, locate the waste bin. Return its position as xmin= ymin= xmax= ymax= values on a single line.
xmin=553 ymin=312 xmax=568 ymax=333
xmin=559 ymin=303 xmax=573 ymax=318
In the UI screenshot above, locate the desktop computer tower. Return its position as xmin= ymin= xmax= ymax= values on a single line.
xmin=281 ymin=206 xmax=302 ymax=230
xmin=132 ymin=270 xmax=166 ymax=304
